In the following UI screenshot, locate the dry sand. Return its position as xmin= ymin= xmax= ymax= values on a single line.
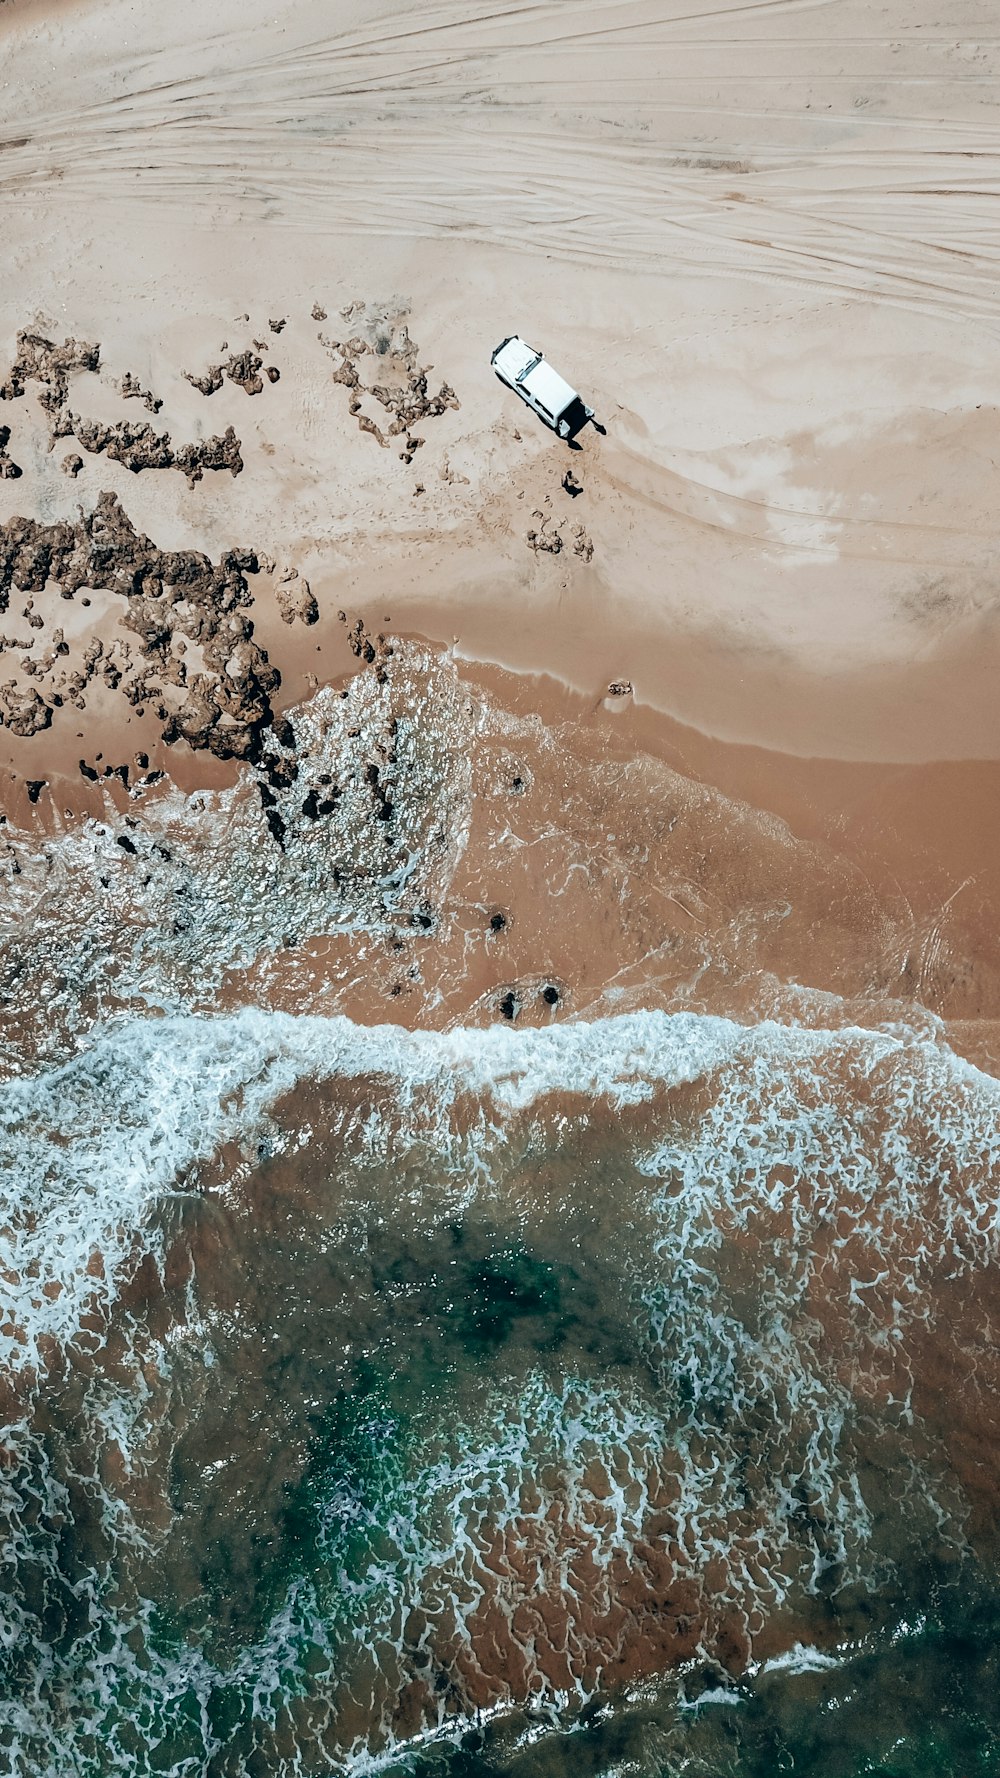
xmin=1 ymin=0 xmax=999 ymax=1058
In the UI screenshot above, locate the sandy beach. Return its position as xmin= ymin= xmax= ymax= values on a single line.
xmin=4 ymin=2 xmax=1000 ymax=1773
xmin=1 ymin=0 xmax=999 ymax=1054
xmin=3 ymin=0 xmax=1000 ymax=761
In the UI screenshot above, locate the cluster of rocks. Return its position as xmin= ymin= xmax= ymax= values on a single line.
xmin=0 ymin=492 xmax=277 ymax=757
xmin=321 ymin=300 xmax=459 ymax=463
xmin=0 ymin=425 xmax=21 ymax=480
xmin=525 ymin=513 xmax=594 ymax=561
xmin=0 ymin=639 xmax=475 ymax=1072
xmin=78 ymin=753 xmax=151 ymax=790
xmin=0 ymin=329 xmax=244 ymax=485
xmin=120 ymin=372 xmax=162 ymax=414
xmin=0 ymin=682 xmax=50 ymax=735
xmin=185 ymin=349 xmax=280 ymax=398
xmin=68 ymin=417 xmax=243 ymax=486
xmin=497 ymin=980 xmax=562 ymax=1021
xmin=338 ymin=608 xmax=392 ymax=684
xmin=252 ymin=627 xmax=397 ymax=850
xmin=0 ymin=330 xmax=100 ymax=420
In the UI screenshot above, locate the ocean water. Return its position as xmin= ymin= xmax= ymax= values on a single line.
xmin=3 ymin=1006 xmax=1000 ymax=1776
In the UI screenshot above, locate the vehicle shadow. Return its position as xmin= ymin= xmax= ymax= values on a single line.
xmin=567 ymin=419 xmax=606 ymax=448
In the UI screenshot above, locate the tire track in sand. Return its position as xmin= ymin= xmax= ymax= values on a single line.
xmin=2 ymin=0 xmax=1000 ymax=332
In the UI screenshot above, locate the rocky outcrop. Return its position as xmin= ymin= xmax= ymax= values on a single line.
xmin=0 ymin=684 xmax=50 ymax=735
xmin=120 ymin=372 xmax=162 ymax=414
xmin=0 ymin=426 xmax=21 ymax=480
xmin=0 ymin=329 xmax=241 ymax=484
xmin=0 ymin=493 xmax=276 ymax=756
xmin=321 ymin=301 xmax=459 ymax=461
xmin=526 ymin=514 xmax=593 ymax=560
xmin=68 ymin=417 xmax=243 ymax=485
xmin=185 ymin=365 xmax=224 ymax=396
xmin=274 ymin=569 xmax=318 ymax=626
xmin=185 ymin=350 xmax=278 ymax=398
xmin=0 ymin=331 xmax=101 ymax=421
xmin=225 ymin=350 xmax=264 ymax=395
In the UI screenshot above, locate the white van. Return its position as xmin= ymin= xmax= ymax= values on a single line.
xmin=491 ymin=337 xmax=594 ymax=440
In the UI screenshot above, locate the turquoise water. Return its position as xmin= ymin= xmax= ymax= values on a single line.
xmin=1 ymin=1008 xmax=999 ymax=1775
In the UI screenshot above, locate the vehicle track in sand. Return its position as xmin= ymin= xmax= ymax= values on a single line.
xmin=2 ymin=0 xmax=1000 ymax=334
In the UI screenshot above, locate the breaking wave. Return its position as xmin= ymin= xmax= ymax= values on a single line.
xmin=2 ymin=1006 xmax=999 ymax=1774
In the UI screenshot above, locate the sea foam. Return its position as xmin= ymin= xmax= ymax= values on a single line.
xmin=2 ymin=1005 xmax=999 ymax=1775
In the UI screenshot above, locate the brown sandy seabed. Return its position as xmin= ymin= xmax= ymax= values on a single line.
xmin=2 ymin=0 xmax=1000 ymax=1739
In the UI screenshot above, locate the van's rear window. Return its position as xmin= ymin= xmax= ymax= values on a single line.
xmin=560 ymin=397 xmax=589 ymax=435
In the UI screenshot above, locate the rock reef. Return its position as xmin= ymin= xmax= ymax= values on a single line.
xmin=321 ymin=300 xmax=459 ymax=462
xmin=0 ymin=494 xmax=275 ymax=757
xmin=1 ymin=329 xmax=243 ymax=484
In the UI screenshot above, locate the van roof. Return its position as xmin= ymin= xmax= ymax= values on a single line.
xmin=522 ymin=359 xmax=577 ymax=417
xmin=494 ymin=337 xmax=537 ymax=382
xmin=494 ymin=337 xmax=579 ymax=417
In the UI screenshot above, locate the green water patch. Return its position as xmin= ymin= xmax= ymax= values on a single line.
xmin=151 ymin=1192 xmax=647 ymax=1667
xmin=369 ymin=1216 xmax=639 ymax=1392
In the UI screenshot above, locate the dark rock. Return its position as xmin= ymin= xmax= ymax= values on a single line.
xmin=1 ymin=331 xmax=100 ymax=415
xmin=116 ymin=834 xmax=137 ymax=854
xmin=69 ymin=414 xmax=243 ymax=486
xmin=0 ymin=492 xmax=275 ymax=758
xmin=225 ymin=351 xmax=264 ymax=396
xmin=120 ymin=372 xmax=162 ymax=414
xmin=0 ymin=687 xmax=50 ymax=734
xmin=184 ymin=365 xmax=224 ymax=396
xmin=0 ymin=425 xmax=22 ymax=479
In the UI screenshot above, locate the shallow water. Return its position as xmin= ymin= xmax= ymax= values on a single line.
xmin=2 ymin=1005 xmax=1000 ymax=1775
